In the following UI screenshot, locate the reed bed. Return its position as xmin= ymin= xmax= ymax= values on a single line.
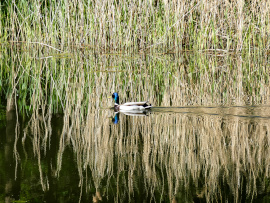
xmin=1 ymin=0 xmax=270 ymax=52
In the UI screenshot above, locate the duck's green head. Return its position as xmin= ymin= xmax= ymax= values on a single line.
xmin=112 ymin=92 xmax=119 ymax=104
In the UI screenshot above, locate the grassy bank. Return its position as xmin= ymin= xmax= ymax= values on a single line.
xmin=0 ymin=0 xmax=269 ymax=52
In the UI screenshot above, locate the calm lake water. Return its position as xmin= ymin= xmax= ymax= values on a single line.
xmin=2 ymin=106 xmax=270 ymax=202
xmin=1 ymin=50 xmax=270 ymax=202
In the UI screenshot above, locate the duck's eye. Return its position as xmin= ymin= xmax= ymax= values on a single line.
xmin=112 ymin=94 xmax=115 ymax=98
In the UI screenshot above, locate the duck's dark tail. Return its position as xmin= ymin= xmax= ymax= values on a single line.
xmin=143 ymin=103 xmax=152 ymax=108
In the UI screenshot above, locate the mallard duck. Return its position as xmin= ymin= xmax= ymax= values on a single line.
xmin=112 ymin=92 xmax=152 ymax=112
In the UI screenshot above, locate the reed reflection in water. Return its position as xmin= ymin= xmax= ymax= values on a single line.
xmin=3 ymin=104 xmax=270 ymax=202
xmin=1 ymin=49 xmax=270 ymax=202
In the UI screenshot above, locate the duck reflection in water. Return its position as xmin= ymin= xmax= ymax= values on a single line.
xmin=112 ymin=112 xmax=120 ymax=124
xmin=112 ymin=110 xmax=151 ymax=124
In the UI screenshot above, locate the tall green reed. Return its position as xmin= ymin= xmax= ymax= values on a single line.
xmin=1 ymin=0 xmax=269 ymax=52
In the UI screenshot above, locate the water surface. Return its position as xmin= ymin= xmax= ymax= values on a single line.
xmin=1 ymin=104 xmax=270 ymax=202
xmin=1 ymin=49 xmax=270 ymax=202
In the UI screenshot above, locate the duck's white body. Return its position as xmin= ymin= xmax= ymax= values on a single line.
xmin=112 ymin=93 xmax=152 ymax=112
xmin=116 ymin=101 xmax=151 ymax=111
